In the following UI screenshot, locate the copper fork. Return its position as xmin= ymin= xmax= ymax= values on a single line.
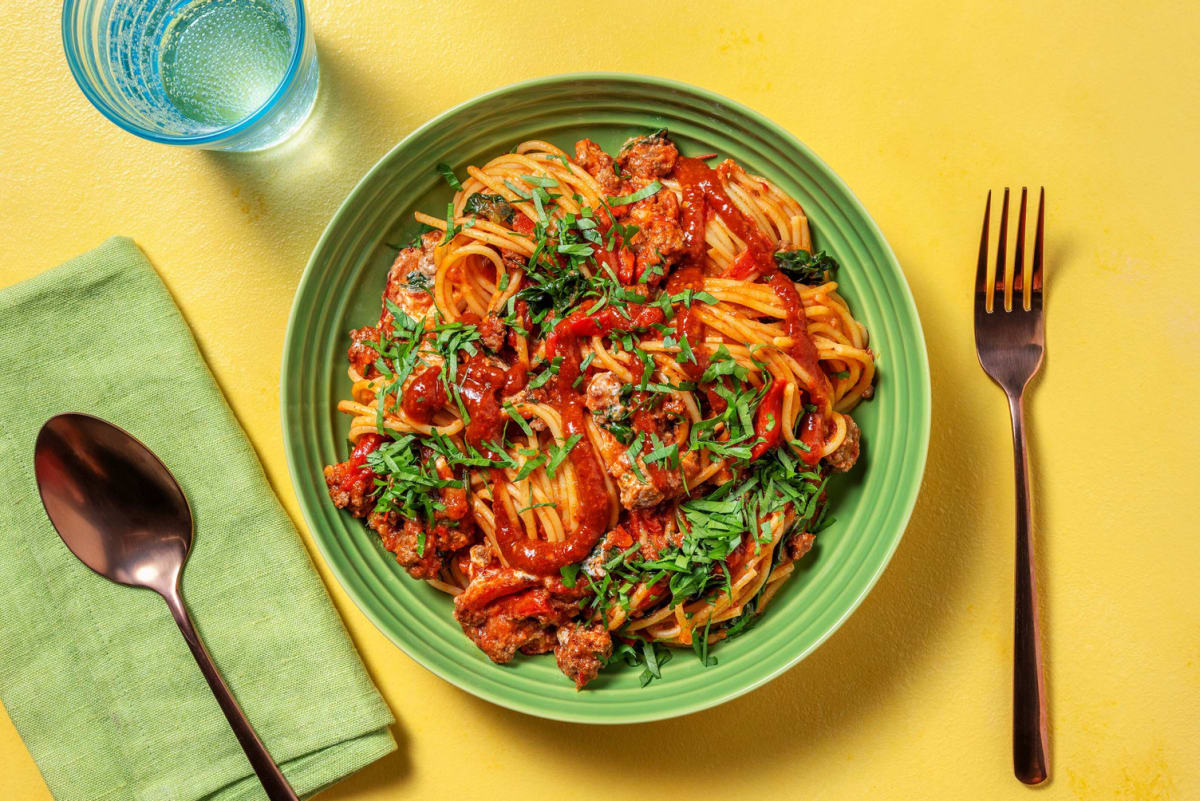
xmin=974 ymin=187 xmax=1049 ymax=785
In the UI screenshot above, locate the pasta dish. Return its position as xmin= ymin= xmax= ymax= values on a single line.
xmin=324 ymin=130 xmax=875 ymax=688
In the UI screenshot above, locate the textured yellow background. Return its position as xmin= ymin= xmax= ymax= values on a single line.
xmin=3 ymin=1 xmax=1198 ymax=798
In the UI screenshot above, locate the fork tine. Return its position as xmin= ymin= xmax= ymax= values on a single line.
xmin=1013 ymin=187 xmax=1028 ymax=310
xmin=976 ymin=190 xmax=991 ymax=308
xmin=1031 ymin=187 xmax=1045 ymax=306
xmin=996 ymin=187 xmax=1010 ymax=312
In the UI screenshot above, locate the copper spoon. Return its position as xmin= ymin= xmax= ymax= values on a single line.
xmin=33 ymin=413 xmax=299 ymax=801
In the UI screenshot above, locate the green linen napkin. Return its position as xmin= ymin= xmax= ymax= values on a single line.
xmin=0 ymin=238 xmax=395 ymax=801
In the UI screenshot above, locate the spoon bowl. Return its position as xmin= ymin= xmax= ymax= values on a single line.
xmin=34 ymin=413 xmax=191 ymax=595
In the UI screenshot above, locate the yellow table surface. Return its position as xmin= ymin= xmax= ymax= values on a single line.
xmin=3 ymin=1 xmax=1198 ymax=798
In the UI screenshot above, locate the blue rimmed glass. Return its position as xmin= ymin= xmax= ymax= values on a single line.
xmin=62 ymin=0 xmax=319 ymax=151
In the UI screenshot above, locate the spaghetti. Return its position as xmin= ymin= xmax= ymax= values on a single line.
xmin=324 ymin=131 xmax=875 ymax=688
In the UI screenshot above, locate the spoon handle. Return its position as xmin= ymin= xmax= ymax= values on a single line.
xmin=162 ymin=590 xmax=300 ymax=801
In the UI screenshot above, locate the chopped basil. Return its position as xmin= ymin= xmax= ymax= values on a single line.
xmin=608 ymin=179 xmax=663 ymax=206
xmin=519 ymin=174 xmax=559 ymax=188
xmin=436 ymin=162 xmax=463 ymax=191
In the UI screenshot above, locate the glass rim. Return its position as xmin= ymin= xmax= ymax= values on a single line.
xmin=60 ymin=0 xmax=309 ymax=146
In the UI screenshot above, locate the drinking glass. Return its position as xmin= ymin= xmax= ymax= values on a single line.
xmin=62 ymin=0 xmax=319 ymax=151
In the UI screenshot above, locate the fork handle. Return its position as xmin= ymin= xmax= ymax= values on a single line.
xmin=1007 ymin=391 xmax=1049 ymax=784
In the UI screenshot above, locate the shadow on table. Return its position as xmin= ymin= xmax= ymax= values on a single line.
xmin=451 ymin=242 xmax=996 ymax=773
xmin=197 ymin=42 xmax=401 ymax=272
xmin=309 ymin=615 xmax=414 ymax=799
xmin=313 ymin=721 xmax=412 ymax=800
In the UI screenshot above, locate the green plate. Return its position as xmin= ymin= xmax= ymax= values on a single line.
xmin=282 ymin=74 xmax=930 ymax=723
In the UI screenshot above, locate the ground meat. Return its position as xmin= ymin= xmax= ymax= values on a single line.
xmin=622 ymin=182 xmax=684 ymax=280
xmin=574 ymin=138 xmax=620 ymax=193
xmin=467 ymin=541 xmax=495 ymax=580
xmin=383 ymin=231 xmax=440 ymax=321
xmin=827 ymin=415 xmax=861 ymax=473
xmin=520 ymin=629 xmax=558 ymax=655
xmin=617 ymin=131 xmax=678 ymax=179
xmin=589 ymin=394 xmax=695 ymax=511
xmin=554 ymin=624 xmax=613 ymax=690
xmin=613 ymin=439 xmax=699 ymax=509
xmin=617 ymin=469 xmax=665 ymax=509
xmin=584 ymin=371 xmax=624 ymax=423
xmin=363 ymin=453 xmax=472 ymax=581
xmin=478 ymin=313 xmax=506 ymax=352
xmin=581 ymin=536 xmax=615 ymax=583
xmin=453 ymin=572 xmax=579 ymax=664
xmin=347 ymin=325 xmax=381 ymax=378
xmin=372 ymin=513 xmax=442 ymax=580
xmin=434 ymin=459 xmax=473 ymax=539
xmin=503 ymin=381 xmax=550 ymax=431
xmin=625 ymin=180 xmax=680 ymax=226
xmin=432 ymin=522 xmax=473 ymax=554
xmin=455 ymin=610 xmax=547 ymax=663
xmin=785 ymin=531 xmax=816 ymax=562
xmin=323 ymin=461 xmax=374 ymax=518
xmin=627 ymin=508 xmax=676 ymax=561
xmin=634 ymin=219 xmax=685 ymax=276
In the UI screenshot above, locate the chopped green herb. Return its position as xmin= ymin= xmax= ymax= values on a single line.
xmin=404 ymin=271 xmax=432 ymax=292
xmin=608 ymin=179 xmax=663 ymax=206
xmin=774 ymin=249 xmax=839 ymax=284
xmin=464 ymin=193 xmax=515 ymax=225
xmin=545 ymin=434 xmax=581 ymax=478
xmin=519 ymin=174 xmax=559 ymax=188
xmin=436 ymin=162 xmax=463 ymax=191
xmin=623 ymin=432 xmax=647 ymax=482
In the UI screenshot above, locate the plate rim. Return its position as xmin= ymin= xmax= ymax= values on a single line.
xmin=281 ymin=71 xmax=931 ymax=723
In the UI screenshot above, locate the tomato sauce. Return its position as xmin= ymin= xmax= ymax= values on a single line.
xmin=401 ymin=365 xmax=447 ymax=424
xmin=749 ymin=377 xmax=785 ymax=461
xmin=666 ymin=263 xmax=726 ymax=414
xmin=768 ymin=271 xmax=830 ymax=465
xmin=458 ymin=345 xmax=609 ymax=574
xmin=798 ymin=411 xmax=824 ymax=464
xmin=489 ymin=324 xmax=612 ymax=575
xmin=679 ymin=172 xmax=707 ymax=261
xmin=512 ymin=212 xmax=535 ymax=236
xmin=673 ymin=156 xmax=832 ymax=463
xmin=458 ymin=354 xmax=507 ymax=455
xmin=337 ymin=432 xmax=385 ymax=496
xmin=503 ymin=361 xmax=528 ymax=395
xmin=675 ymin=157 xmax=774 ymax=272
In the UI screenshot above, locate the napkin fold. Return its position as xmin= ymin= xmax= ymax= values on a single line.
xmin=0 ymin=238 xmax=395 ymax=801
